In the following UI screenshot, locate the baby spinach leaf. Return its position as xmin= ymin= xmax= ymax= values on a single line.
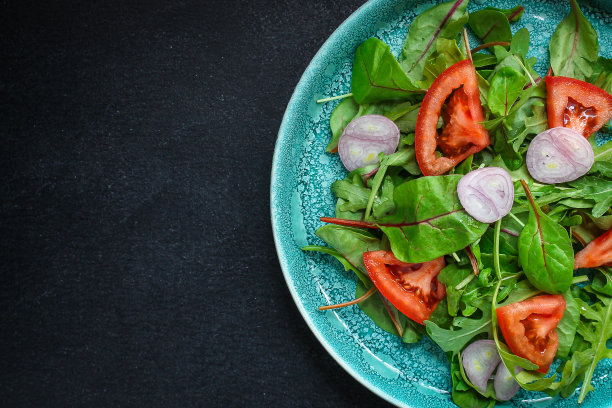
xmin=425 ymin=306 xmax=492 ymax=353
xmin=483 ymin=5 xmax=524 ymax=22
xmin=468 ymin=9 xmax=512 ymax=43
xmin=518 ymin=181 xmax=574 ymax=294
xmin=352 ymin=38 xmax=423 ymax=104
xmin=377 ymin=175 xmax=488 ymax=263
xmin=556 ymin=290 xmax=580 ymax=359
xmin=549 ymin=0 xmax=599 ymax=81
xmin=488 ymin=66 xmax=526 ymax=117
xmin=315 ymin=224 xmax=384 ymax=276
xmin=400 ymin=0 xmax=469 ymax=83
xmin=327 ymin=97 xmax=359 ymax=152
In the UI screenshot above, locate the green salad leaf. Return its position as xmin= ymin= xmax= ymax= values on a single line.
xmin=549 ymin=0 xmax=599 ymax=80
xmin=352 ymin=38 xmax=424 ymax=104
xmin=377 ymin=175 xmax=488 ymax=263
xmin=400 ymin=0 xmax=469 ymax=83
xmin=468 ymin=9 xmax=511 ymax=44
xmin=517 ymin=181 xmax=574 ymax=294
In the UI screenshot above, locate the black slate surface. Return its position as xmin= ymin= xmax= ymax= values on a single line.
xmin=1 ymin=0 xmax=395 ymax=407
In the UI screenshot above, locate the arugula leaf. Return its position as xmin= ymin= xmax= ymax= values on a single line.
xmin=327 ymin=97 xmax=359 ymax=152
xmin=400 ymin=0 xmax=469 ymax=83
xmin=488 ymin=66 xmax=526 ymax=117
xmin=468 ymin=9 xmax=512 ymax=43
xmin=351 ymin=38 xmax=423 ymax=104
xmin=518 ymin=180 xmax=574 ymax=294
xmin=438 ymin=264 xmax=472 ymax=316
xmin=568 ymin=176 xmax=612 ymax=218
xmin=574 ymin=292 xmax=612 ymax=403
xmin=549 ymin=0 xmax=599 ymax=81
xmin=378 ymin=175 xmax=488 ymax=263
xmin=425 ymin=306 xmax=492 ymax=353
xmin=556 ymin=289 xmax=580 ymax=359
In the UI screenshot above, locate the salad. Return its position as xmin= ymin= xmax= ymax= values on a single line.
xmin=301 ymin=0 xmax=612 ymax=406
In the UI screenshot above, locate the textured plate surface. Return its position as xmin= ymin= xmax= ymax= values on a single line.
xmin=271 ymin=0 xmax=612 ymax=407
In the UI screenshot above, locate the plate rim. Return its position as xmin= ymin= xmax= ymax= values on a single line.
xmin=269 ymin=1 xmax=611 ymax=407
xmin=270 ymin=1 xmax=409 ymax=406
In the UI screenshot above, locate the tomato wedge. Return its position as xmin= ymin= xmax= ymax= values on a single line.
xmin=496 ymin=295 xmax=566 ymax=374
xmin=574 ymin=227 xmax=612 ymax=269
xmin=415 ymin=59 xmax=490 ymax=176
xmin=362 ymin=250 xmax=445 ymax=325
xmin=545 ymin=76 xmax=612 ymax=138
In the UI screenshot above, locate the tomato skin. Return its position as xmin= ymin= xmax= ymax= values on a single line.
xmin=363 ymin=250 xmax=445 ymax=325
xmin=574 ymin=227 xmax=612 ymax=269
xmin=545 ymin=76 xmax=612 ymax=138
xmin=415 ymin=59 xmax=489 ymax=176
xmin=496 ymin=295 xmax=566 ymax=374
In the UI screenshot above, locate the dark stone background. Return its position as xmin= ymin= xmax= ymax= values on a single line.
xmin=1 ymin=0 xmax=394 ymax=406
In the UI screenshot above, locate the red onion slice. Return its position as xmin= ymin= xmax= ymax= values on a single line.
xmin=493 ymin=361 xmax=522 ymax=401
xmin=462 ymin=340 xmax=501 ymax=394
xmin=526 ymin=127 xmax=594 ymax=184
xmin=457 ymin=167 xmax=514 ymax=224
xmin=338 ymin=114 xmax=400 ymax=171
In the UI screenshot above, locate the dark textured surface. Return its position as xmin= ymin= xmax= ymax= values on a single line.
xmin=1 ymin=0 xmax=394 ymax=407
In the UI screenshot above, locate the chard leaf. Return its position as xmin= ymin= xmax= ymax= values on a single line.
xmin=468 ymin=9 xmax=512 ymax=43
xmin=326 ymin=97 xmax=359 ymax=152
xmin=400 ymin=0 xmax=469 ymax=83
xmin=549 ymin=0 xmax=599 ymax=81
xmin=377 ymin=175 xmax=488 ymax=263
xmin=518 ymin=181 xmax=574 ymax=294
xmin=483 ymin=5 xmax=524 ymax=22
xmin=351 ymin=38 xmax=423 ymax=104
xmin=488 ymin=66 xmax=526 ymax=117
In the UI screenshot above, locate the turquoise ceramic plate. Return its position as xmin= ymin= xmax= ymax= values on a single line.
xmin=271 ymin=0 xmax=612 ymax=407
